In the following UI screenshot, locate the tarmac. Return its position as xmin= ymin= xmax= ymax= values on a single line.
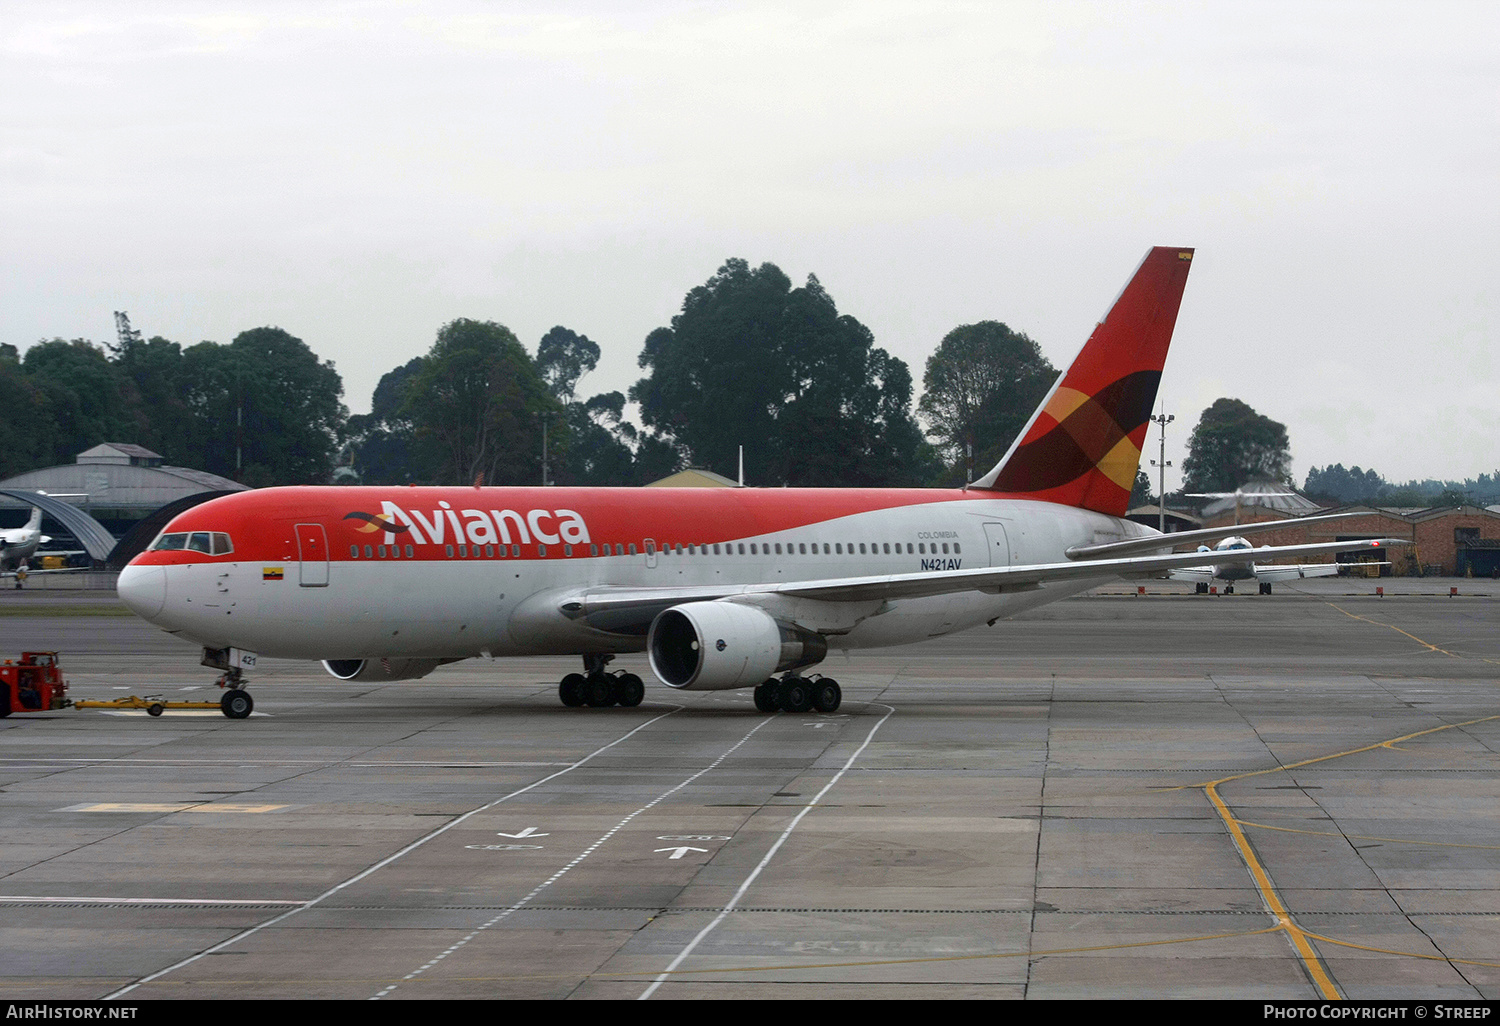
xmin=0 ymin=578 xmax=1496 ymax=1000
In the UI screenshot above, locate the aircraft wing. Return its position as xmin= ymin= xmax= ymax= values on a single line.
xmin=0 ymin=567 xmax=88 ymax=579
xmin=1253 ymin=561 xmax=1388 ymax=582
xmin=562 ymin=538 xmax=1407 ymax=631
xmin=1166 ymin=567 xmax=1216 ymax=583
xmin=1064 ymin=511 xmax=1369 ymax=561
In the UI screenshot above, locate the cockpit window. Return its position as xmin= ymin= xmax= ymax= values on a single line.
xmin=152 ymin=531 xmax=234 ymax=555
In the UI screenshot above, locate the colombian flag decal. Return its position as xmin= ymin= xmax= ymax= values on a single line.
xmin=262 ymin=567 xmax=284 ymax=581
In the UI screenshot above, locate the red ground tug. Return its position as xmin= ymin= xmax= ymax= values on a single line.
xmin=1 ymin=652 xmax=68 ymax=716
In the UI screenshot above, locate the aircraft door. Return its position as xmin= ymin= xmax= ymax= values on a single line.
xmin=983 ymin=523 xmax=1013 ymax=568
xmin=295 ymin=523 xmax=330 ymax=587
xmin=644 ymin=538 xmax=658 ymax=569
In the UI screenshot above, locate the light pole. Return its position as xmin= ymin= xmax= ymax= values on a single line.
xmin=1149 ymin=411 xmax=1174 ymax=534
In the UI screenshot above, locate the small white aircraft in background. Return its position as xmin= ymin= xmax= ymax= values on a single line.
xmin=1168 ymin=535 xmax=1388 ymax=594
xmin=0 ymin=507 xmax=48 ymax=572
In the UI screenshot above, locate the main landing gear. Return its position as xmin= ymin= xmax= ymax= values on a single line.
xmin=215 ymin=668 xmax=254 ymax=719
xmin=754 ymin=673 xmax=841 ymax=714
xmin=557 ymin=654 xmax=645 ymax=709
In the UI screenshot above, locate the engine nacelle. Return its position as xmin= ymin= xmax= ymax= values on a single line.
xmin=322 ymin=657 xmax=443 ymax=682
xmin=647 ymin=601 xmax=827 ymax=691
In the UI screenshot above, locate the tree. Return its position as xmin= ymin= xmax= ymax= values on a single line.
xmin=402 ymin=319 xmax=561 ymax=485
xmin=535 ymin=326 xmax=601 ymax=403
xmin=19 ymin=339 xmax=142 ymax=465
xmin=632 ymin=260 xmax=934 ymax=486
xmin=918 ymin=321 xmax=1057 ymax=482
xmin=181 ymin=327 xmax=346 ymax=486
xmin=1304 ymin=464 xmax=1386 ymax=505
xmin=1130 ymin=468 xmax=1154 ymax=508
xmin=345 ymin=356 xmax=425 ymax=484
xmin=1180 ymin=398 xmax=1291 ymax=494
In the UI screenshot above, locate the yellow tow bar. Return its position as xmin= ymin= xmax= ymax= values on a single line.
xmin=71 ymin=695 xmax=226 ymax=717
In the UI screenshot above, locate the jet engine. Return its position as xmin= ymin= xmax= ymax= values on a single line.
xmin=647 ymin=601 xmax=827 ymax=691
xmin=322 ymin=657 xmax=443 ymax=682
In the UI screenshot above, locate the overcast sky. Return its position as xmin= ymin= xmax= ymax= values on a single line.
xmin=3 ymin=1 xmax=1495 ymax=489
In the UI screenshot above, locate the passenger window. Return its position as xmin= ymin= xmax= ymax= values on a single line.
xmin=859 ymin=543 xmax=866 ymax=554
xmin=883 ymin=543 xmax=890 ymax=554
xmin=350 ymin=545 xmax=359 ymax=557
xmin=919 ymin=544 xmax=925 ymax=554
xmin=378 ymin=545 xmax=387 ymax=558
xmin=564 ymin=544 xmax=573 ymax=556
xmin=486 ymin=545 xmax=495 ymax=557
xmin=512 ymin=545 xmax=520 ymax=557
xmin=738 ymin=543 xmax=745 ymax=555
xmin=942 ymin=544 xmax=949 ymax=554
xmin=589 ymin=545 xmax=598 ymax=556
xmin=954 ymin=543 xmax=961 ymax=554
xmin=538 ymin=544 xmax=547 ymax=556
xmin=365 ymin=545 xmax=374 ymax=558
xmin=628 ymin=544 xmax=637 ymax=555
xmin=445 ymin=545 xmax=455 ymax=557
xmin=406 ymin=545 xmax=415 ymax=558
xmin=908 ymin=543 xmax=914 ymax=554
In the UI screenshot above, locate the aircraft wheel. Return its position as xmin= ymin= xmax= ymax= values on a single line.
xmin=1224 ymin=584 xmax=1234 ymax=595
xmin=220 ymin=689 xmax=253 ymax=719
xmin=1259 ymin=582 xmax=1272 ymax=595
xmin=778 ymin=677 xmax=814 ymax=714
xmin=0 ymin=684 xmax=10 ymax=717
xmin=754 ymin=680 xmax=779 ymax=713
xmin=1195 ymin=583 xmax=1208 ymax=595
xmin=147 ymin=703 xmax=165 ymax=717
xmin=559 ymin=673 xmax=587 ymax=707
xmin=583 ymin=674 xmax=615 ymax=707
xmin=612 ymin=673 xmax=645 ymax=708
xmin=812 ymin=678 xmax=842 ymax=713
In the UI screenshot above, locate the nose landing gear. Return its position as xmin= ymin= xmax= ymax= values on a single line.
xmin=215 ymin=667 xmax=253 ymax=719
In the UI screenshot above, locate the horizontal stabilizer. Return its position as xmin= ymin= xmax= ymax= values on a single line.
xmin=1065 ymin=512 xmax=1372 ymax=561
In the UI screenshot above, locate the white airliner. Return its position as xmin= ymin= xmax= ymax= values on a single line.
xmin=116 ymin=247 xmax=1404 ymax=718
xmin=1167 ymin=535 xmax=1385 ymax=594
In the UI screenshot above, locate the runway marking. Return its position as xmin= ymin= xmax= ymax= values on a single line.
xmin=1298 ymin=932 xmax=1500 ymax=971
xmin=0 ymin=895 xmax=302 ymax=906
xmin=638 ymin=702 xmax=897 ymax=1000
xmin=1176 ymin=713 xmax=1500 ymax=1002
xmin=1327 ymin=602 xmax=1500 ymax=665
xmin=1233 ymin=818 xmax=1500 ymax=850
xmin=102 ymin=705 xmax=684 ymax=1000
xmin=372 ymin=714 xmax=779 ymax=1000
xmin=60 ymin=802 xmax=287 ymax=813
xmin=52 ymin=924 xmax=1299 ymax=987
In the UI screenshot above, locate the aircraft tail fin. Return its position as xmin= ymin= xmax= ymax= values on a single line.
xmin=970 ymin=246 xmax=1194 ymax=517
xmin=26 ymin=507 xmax=41 ymax=532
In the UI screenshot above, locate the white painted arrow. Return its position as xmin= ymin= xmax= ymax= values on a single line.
xmin=496 ymin=827 xmax=549 ymax=839
xmin=654 ymin=846 xmax=708 ymax=860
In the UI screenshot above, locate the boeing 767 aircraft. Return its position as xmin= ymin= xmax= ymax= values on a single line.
xmin=117 ymin=248 xmax=1398 ymax=718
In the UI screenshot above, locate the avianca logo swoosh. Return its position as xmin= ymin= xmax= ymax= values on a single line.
xmin=344 ymin=512 xmax=411 ymax=534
